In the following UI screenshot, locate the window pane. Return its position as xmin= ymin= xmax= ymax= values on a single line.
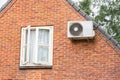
xmin=24 ymin=30 xmax=28 ymax=45
xmin=38 ymin=46 xmax=49 ymax=62
xmin=24 ymin=46 xmax=27 ymax=62
xmin=29 ymin=45 xmax=36 ymax=62
xmin=29 ymin=30 xmax=36 ymax=62
xmin=30 ymin=30 xmax=36 ymax=44
xmin=38 ymin=29 xmax=49 ymax=45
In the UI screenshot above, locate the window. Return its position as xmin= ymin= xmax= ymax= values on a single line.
xmin=20 ymin=26 xmax=53 ymax=69
xmin=0 ymin=0 xmax=12 ymax=12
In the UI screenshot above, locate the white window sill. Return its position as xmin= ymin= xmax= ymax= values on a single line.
xmin=19 ymin=65 xmax=52 ymax=70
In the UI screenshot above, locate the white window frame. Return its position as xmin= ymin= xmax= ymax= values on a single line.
xmin=20 ymin=26 xmax=53 ymax=68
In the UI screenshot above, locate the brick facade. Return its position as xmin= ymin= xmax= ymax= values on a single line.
xmin=0 ymin=0 xmax=120 ymax=80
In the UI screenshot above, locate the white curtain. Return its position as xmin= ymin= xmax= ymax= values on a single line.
xmin=29 ymin=30 xmax=36 ymax=63
xmin=38 ymin=29 xmax=49 ymax=62
xmin=25 ymin=29 xmax=49 ymax=63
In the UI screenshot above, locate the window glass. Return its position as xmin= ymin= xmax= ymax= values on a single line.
xmin=38 ymin=46 xmax=49 ymax=62
xmin=38 ymin=29 xmax=49 ymax=62
xmin=38 ymin=29 xmax=49 ymax=45
xmin=29 ymin=29 xmax=36 ymax=63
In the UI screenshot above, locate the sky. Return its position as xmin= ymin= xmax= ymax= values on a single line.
xmin=0 ymin=0 xmax=8 ymax=8
xmin=72 ymin=0 xmax=82 ymax=2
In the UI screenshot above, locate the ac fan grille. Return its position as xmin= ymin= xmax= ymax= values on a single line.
xmin=69 ymin=23 xmax=83 ymax=36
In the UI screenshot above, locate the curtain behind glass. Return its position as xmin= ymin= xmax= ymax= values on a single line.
xmin=29 ymin=30 xmax=36 ymax=63
xmin=38 ymin=29 xmax=49 ymax=62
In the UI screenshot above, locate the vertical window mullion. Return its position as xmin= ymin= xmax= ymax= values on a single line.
xmin=26 ymin=26 xmax=30 ymax=63
xmin=34 ymin=28 xmax=39 ymax=63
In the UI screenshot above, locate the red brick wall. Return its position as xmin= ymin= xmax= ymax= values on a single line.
xmin=0 ymin=0 xmax=120 ymax=80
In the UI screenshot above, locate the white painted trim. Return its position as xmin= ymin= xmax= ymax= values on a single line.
xmin=20 ymin=28 xmax=24 ymax=66
xmin=33 ymin=28 xmax=39 ymax=63
xmin=26 ymin=26 xmax=30 ymax=63
xmin=22 ymin=29 xmax=27 ymax=64
xmin=20 ymin=26 xmax=54 ymax=67
xmin=49 ymin=26 xmax=53 ymax=66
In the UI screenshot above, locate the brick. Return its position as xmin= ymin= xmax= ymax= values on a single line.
xmin=0 ymin=0 xmax=120 ymax=80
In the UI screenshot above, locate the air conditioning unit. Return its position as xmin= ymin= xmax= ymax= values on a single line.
xmin=68 ymin=21 xmax=95 ymax=40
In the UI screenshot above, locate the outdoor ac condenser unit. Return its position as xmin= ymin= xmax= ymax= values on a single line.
xmin=68 ymin=21 xmax=95 ymax=40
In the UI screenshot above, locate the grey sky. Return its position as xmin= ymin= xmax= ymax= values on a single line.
xmin=0 ymin=0 xmax=8 ymax=8
xmin=72 ymin=0 xmax=83 ymax=2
